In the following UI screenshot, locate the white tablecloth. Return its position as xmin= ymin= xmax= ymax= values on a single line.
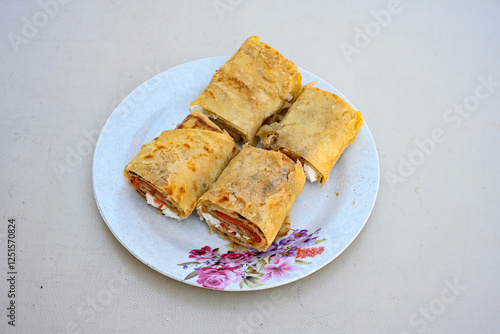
xmin=1 ymin=1 xmax=499 ymax=333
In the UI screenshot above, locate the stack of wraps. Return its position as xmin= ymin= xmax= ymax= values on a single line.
xmin=123 ymin=36 xmax=364 ymax=252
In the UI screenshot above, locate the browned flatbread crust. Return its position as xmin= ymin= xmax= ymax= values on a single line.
xmin=258 ymin=83 xmax=363 ymax=185
xmin=175 ymin=111 xmax=224 ymax=134
xmin=190 ymin=36 xmax=302 ymax=145
xmin=197 ymin=144 xmax=305 ymax=251
xmin=124 ymin=113 xmax=239 ymax=220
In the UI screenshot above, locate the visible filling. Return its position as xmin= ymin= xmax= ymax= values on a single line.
xmin=146 ymin=193 xmax=179 ymax=219
xmin=303 ymin=163 xmax=320 ymax=183
xmin=190 ymin=105 xmax=243 ymax=142
xmin=260 ymin=136 xmax=320 ymax=183
xmin=189 ymin=105 xmax=215 ymax=118
xmin=130 ymin=174 xmax=181 ymax=219
xmin=200 ymin=210 xmax=262 ymax=245
xmin=262 ymin=108 xmax=289 ymax=125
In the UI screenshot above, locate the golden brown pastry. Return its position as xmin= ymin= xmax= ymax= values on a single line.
xmin=258 ymin=83 xmax=363 ymax=185
xmin=190 ymin=36 xmax=302 ymax=145
xmin=123 ymin=112 xmax=239 ymax=220
xmin=175 ymin=111 xmax=225 ymax=133
xmin=196 ymin=144 xmax=305 ymax=251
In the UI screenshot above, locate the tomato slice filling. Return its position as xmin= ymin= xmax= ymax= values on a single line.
xmin=130 ymin=175 xmax=167 ymax=210
xmin=215 ymin=211 xmax=261 ymax=244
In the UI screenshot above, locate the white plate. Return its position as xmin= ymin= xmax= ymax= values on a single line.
xmin=92 ymin=56 xmax=379 ymax=291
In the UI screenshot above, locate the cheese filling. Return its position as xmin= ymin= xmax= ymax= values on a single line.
xmin=303 ymin=163 xmax=320 ymax=183
xmin=201 ymin=212 xmax=251 ymax=241
xmin=189 ymin=105 xmax=203 ymax=113
xmin=146 ymin=193 xmax=179 ymax=219
xmin=189 ymin=105 xmax=218 ymax=120
xmin=202 ymin=212 xmax=221 ymax=228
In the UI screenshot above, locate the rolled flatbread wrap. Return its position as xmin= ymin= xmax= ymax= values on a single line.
xmin=196 ymin=144 xmax=306 ymax=251
xmin=189 ymin=36 xmax=302 ymax=145
xmin=123 ymin=112 xmax=239 ymax=220
xmin=258 ymin=83 xmax=363 ymax=185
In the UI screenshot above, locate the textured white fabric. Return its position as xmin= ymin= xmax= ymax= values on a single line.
xmin=1 ymin=0 xmax=499 ymax=333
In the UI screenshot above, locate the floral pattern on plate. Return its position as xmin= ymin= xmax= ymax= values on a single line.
xmin=178 ymin=228 xmax=326 ymax=290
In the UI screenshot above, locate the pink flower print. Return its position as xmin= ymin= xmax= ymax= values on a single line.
xmin=220 ymin=252 xmax=254 ymax=265
xmin=196 ymin=265 xmax=241 ymax=290
xmin=189 ymin=246 xmax=219 ymax=261
xmin=260 ymin=256 xmax=302 ymax=282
